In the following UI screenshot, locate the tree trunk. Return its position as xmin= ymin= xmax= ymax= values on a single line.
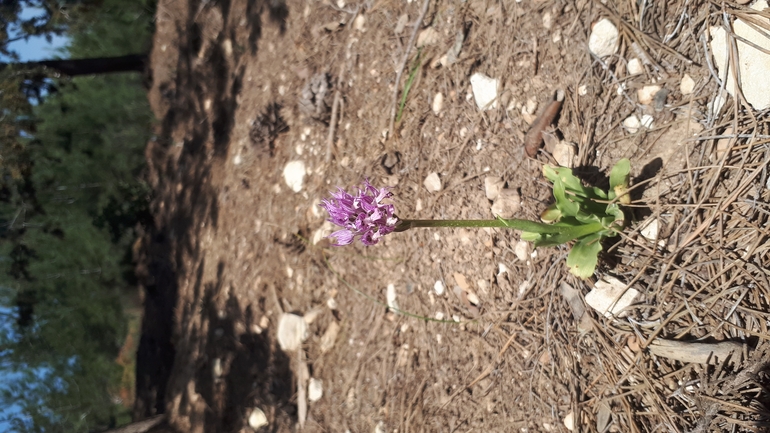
xmin=0 ymin=54 xmax=147 ymax=76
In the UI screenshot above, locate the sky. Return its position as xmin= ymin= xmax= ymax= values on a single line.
xmin=1 ymin=9 xmax=70 ymax=432
xmin=9 ymin=33 xmax=69 ymax=62
xmin=4 ymin=6 xmax=70 ymax=62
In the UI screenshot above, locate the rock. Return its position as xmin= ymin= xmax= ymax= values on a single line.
xmin=709 ymin=1 xmax=770 ymax=110
xmin=588 ymin=18 xmax=619 ymax=57
xmin=395 ymin=14 xmax=408 ymax=35
xmin=423 ymin=172 xmax=442 ymax=192
xmin=433 ymin=280 xmax=445 ymax=296
xmin=432 ymin=92 xmax=444 ymax=114
xmin=563 ymin=411 xmax=575 ymax=431
xmin=627 ymin=58 xmax=643 ymax=75
xmin=299 ymin=73 xmax=332 ymax=121
xmin=319 ymin=321 xmax=340 ymax=354
xmin=470 ymin=72 xmax=499 ymax=111
xmin=277 ymin=313 xmax=309 ymax=351
xmin=491 ymin=189 xmax=521 ymax=218
xmin=680 ymin=73 xmax=695 ymax=95
xmin=386 ymin=284 xmax=398 ymax=311
xmin=639 ymin=218 xmax=659 ymax=241
xmin=514 ymin=240 xmax=529 ymax=262
xmin=353 ymin=14 xmax=365 ymax=31
xmin=623 ymin=115 xmax=641 ymax=134
xmin=637 ymin=85 xmax=661 ymax=105
xmin=578 ymin=84 xmax=588 ymax=96
xmin=640 ymin=114 xmax=654 ymax=129
xmin=585 ymin=276 xmax=640 ymax=318
xmin=308 ymin=378 xmax=323 ymax=402
xmin=552 ymin=141 xmax=576 ymax=167
xmin=542 ymin=11 xmax=553 ymax=29
xmin=444 ymin=31 xmax=465 ymax=66
xmin=283 ymin=161 xmax=306 ymax=192
xmin=248 ymin=407 xmax=269 ymax=430
xmin=484 ymin=176 xmax=505 ymax=200
xmin=416 ymin=27 xmax=439 ymax=47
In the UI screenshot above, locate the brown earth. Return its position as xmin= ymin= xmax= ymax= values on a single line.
xmin=133 ymin=0 xmax=770 ymax=432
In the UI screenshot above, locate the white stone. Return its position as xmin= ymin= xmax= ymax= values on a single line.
xmin=484 ymin=176 xmax=505 ymax=200
xmin=627 ymin=58 xmax=643 ymax=75
xmin=277 ymin=313 xmax=309 ymax=351
xmin=514 ymin=240 xmax=529 ymax=262
xmin=578 ymin=84 xmax=588 ymax=96
xmin=432 ymin=92 xmax=444 ymax=114
xmin=640 ymin=218 xmax=659 ymax=241
xmin=542 ymin=11 xmax=553 ymax=29
xmin=416 ymin=27 xmax=439 ymax=47
xmin=585 ymin=276 xmax=640 ymax=318
xmin=491 ymin=189 xmax=521 ymax=218
xmin=680 ymin=73 xmax=695 ymax=95
xmin=623 ymin=115 xmax=641 ymax=134
xmin=423 ymin=172 xmax=442 ymax=192
xmin=709 ymin=1 xmax=770 ymax=110
xmin=433 ymin=280 xmax=445 ymax=296
xmin=283 ymin=160 xmax=306 ymax=192
xmin=498 ymin=263 xmax=510 ymax=276
xmin=638 ymin=85 xmax=661 ymax=105
xmin=354 ymin=14 xmax=366 ymax=31
xmin=470 ymin=72 xmax=499 ymax=111
xmin=395 ymin=14 xmax=408 ymax=35
xmin=386 ymin=284 xmax=398 ymax=311
xmin=248 ymin=407 xmax=269 ymax=430
xmin=233 ymin=154 xmax=242 ymax=165
xmin=308 ymin=378 xmax=323 ymax=402
xmin=552 ymin=141 xmax=576 ymax=167
xmin=563 ymin=411 xmax=575 ymax=431
xmin=640 ymin=114 xmax=654 ymax=129
xmin=588 ymin=18 xmax=619 ymax=57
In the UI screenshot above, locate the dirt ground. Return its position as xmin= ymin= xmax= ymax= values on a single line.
xmin=133 ymin=0 xmax=770 ymax=432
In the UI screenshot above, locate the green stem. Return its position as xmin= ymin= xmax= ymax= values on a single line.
xmin=397 ymin=218 xmax=603 ymax=237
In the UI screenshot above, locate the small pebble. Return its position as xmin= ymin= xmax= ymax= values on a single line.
xmin=308 ymin=378 xmax=323 ymax=402
xmin=283 ymin=161 xmax=306 ymax=192
xmin=640 ymin=114 xmax=654 ymax=129
xmin=627 ymin=58 xmax=643 ymax=75
xmin=433 ymin=280 xmax=445 ymax=296
xmin=470 ymin=72 xmax=499 ymax=111
xmin=542 ymin=11 xmax=553 ymax=29
xmin=588 ymin=18 xmax=619 ymax=57
xmin=638 ymin=85 xmax=661 ymax=105
xmin=491 ymin=189 xmax=521 ymax=219
xmin=484 ymin=176 xmax=505 ymax=200
xmin=623 ymin=115 xmax=641 ymax=134
xmin=353 ymin=14 xmax=366 ymax=31
xmin=423 ymin=172 xmax=442 ymax=192
xmin=248 ymin=408 xmax=269 ymax=430
xmin=563 ymin=411 xmax=575 ymax=431
xmin=432 ymin=92 xmax=444 ymax=114
xmin=680 ymin=73 xmax=695 ymax=95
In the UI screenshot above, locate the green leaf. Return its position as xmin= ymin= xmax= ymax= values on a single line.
xmin=552 ymin=178 xmax=580 ymax=216
xmin=566 ymin=233 xmax=603 ymax=278
xmin=609 ymin=158 xmax=631 ymax=190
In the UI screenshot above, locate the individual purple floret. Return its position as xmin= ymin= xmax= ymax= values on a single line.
xmin=319 ymin=179 xmax=399 ymax=246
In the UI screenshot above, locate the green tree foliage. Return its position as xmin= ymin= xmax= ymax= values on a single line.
xmin=0 ymin=0 xmax=155 ymax=431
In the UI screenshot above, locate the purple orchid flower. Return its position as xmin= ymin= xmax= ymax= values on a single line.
xmin=319 ymin=179 xmax=400 ymax=246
